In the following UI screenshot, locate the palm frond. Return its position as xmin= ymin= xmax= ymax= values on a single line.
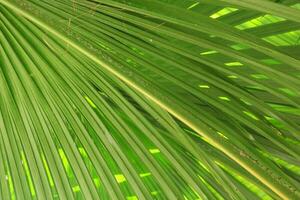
xmin=0 ymin=0 xmax=299 ymax=199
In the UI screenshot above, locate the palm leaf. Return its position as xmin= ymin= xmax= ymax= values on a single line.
xmin=0 ymin=0 xmax=299 ymax=199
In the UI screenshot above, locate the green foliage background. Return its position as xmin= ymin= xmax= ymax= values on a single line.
xmin=0 ymin=0 xmax=299 ymax=199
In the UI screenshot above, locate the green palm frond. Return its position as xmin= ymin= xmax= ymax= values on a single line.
xmin=0 ymin=0 xmax=299 ymax=199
